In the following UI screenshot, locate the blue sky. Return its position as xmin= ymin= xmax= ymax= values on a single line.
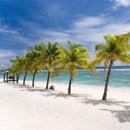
xmin=0 ymin=0 xmax=130 ymax=68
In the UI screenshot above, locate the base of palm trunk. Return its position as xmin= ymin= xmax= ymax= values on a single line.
xmin=45 ymin=86 xmax=48 ymax=90
xmin=68 ymin=88 xmax=71 ymax=94
xmin=102 ymin=60 xmax=113 ymax=101
xmin=102 ymin=93 xmax=107 ymax=100
xmin=45 ymin=71 xmax=50 ymax=90
xmin=68 ymin=76 xmax=72 ymax=95
xmin=23 ymin=71 xmax=27 ymax=86
xmin=23 ymin=81 xmax=25 ymax=86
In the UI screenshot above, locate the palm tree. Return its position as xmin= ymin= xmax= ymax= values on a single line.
xmin=26 ymin=51 xmax=37 ymax=87
xmin=10 ymin=56 xmax=20 ymax=77
xmin=26 ymin=44 xmax=46 ymax=87
xmin=10 ymin=43 xmax=46 ymax=87
xmin=44 ymin=42 xmax=60 ymax=90
xmin=95 ymin=34 xmax=130 ymax=100
xmin=95 ymin=44 xmax=107 ymax=71
xmin=60 ymin=41 xmax=89 ymax=94
xmin=22 ymin=56 xmax=29 ymax=86
xmin=10 ymin=56 xmax=26 ymax=83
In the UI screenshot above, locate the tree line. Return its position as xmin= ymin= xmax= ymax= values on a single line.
xmin=9 ymin=33 xmax=130 ymax=100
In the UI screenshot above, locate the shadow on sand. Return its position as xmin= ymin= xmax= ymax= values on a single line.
xmin=12 ymin=83 xmax=30 ymax=88
xmin=80 ymin=98 xmax=130 ymax=123
xmin=12 ymin=83 xmax=49 ymax=92
xmin=0 ymin=81 xmax=4 ymax=83
xmin=80 ymin=98 xmax=129 ymax=106
xmin=40 ymin=91 xmax=130 ymax=123
xmin=10 ymin=83 xmax=130 ymax=123
xmin=100 ymin=108 xmax=130 ymax=123
xmin=43 ymin=92 xmax=90 ymax=99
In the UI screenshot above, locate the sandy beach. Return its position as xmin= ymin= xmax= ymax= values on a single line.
xmin=0 ymin=80 xmax=130 ymax=130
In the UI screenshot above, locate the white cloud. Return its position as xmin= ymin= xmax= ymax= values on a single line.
xmin=38 ymin=30 xmax=72 ymax=43
xmin=18 ymin=17 xmax=130 ymax=51
xmin=0 ymin=22 xmax=32 ymax=68
xmin=112 ymin=0 xmax=130 ymax=9
xmin=36 ymin=16 xmax=130 ymax=60
xmin=115 ymin=0 xmax=130 ymax=6
xmin=73 ymin=16 xmax=106 ymax=29
xmin=1 ymin=16 xmax=130 ymax=67
xmin=72 ymin=22 xmax=130 ymax=43
xmin=0 ymin=23 xmax=32 ymax=45
xmin=0 ymin=59 xmax=10 ymax=69
xmin=41 ymin=16 xmax=130 ymax=43
xmin=0 ymin=50 xmax=16 ymax=58
xmin=0 ymin=23 xmax=15 ymax=34
xmin=0 ymin=49 xmax=17 ymax=69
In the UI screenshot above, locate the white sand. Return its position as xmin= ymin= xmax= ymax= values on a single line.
xmin=0 ymin=79 xmax=130 ymax=130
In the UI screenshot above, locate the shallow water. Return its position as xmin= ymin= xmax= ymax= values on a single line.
xmin=1 ymin=69 xmax=130 ymax=87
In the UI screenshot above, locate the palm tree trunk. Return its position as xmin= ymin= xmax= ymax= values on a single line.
xmin=102 ymin=60 xmax=113 ymax=100
xmin=104 ymin=61 xmax=107 ymax=72
xmin=16 ymin=74 xmax=19 ymax=84
xmin=3 ymin=73 xmax=5 ymax=82
xmin=13 ymin=75 xmax=15 ymax=84
xmin=6 ymin=72 xmax=8 ymax=83
xmin=68 ymin=75 xmax=73 ymax=95
xmin=23 ymin=70 xmax=27 ymax=86
xmin=45 ymin=71 xmax=50 ymax=90
xmin=32 ymin=71 xmax=36 ymax=87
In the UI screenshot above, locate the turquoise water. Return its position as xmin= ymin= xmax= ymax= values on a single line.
xmin=1 ymin=70 xmax=130 ymax=87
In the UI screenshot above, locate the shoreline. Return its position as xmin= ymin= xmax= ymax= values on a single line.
xmin=1 ymin=69 xmax=130 ymax=88
xmin=2 ymin=79 xmax=130 ymax=101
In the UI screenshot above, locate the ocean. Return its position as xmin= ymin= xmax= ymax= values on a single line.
xmin=0 ymin=69 xmax=130 ymax=87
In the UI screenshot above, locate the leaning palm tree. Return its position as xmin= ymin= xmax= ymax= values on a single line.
xmin=32 ymin=43 xmax=46 ymax=71
xmin=26 ymin=44 xmax=45 ymax=87
xmin=60 ymin=41 xmax=89 ymax=94
xmin=44 ymin=42 xmax=60 ymax=90
xmin=95 ymin=44 xmax=108 ymax=71
xmin=95 ymin=34 xmax=130 ymax=100
xmin=22 ymin=56 xmax=30 ymax=86
xmin=26 ymin=50 xmax=37 ymax=87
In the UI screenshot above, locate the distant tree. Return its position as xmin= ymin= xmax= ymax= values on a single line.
xmin=10 ymin=56 xmax=26 ymax=83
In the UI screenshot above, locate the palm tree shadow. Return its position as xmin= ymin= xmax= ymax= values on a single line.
xmin=0 ymin=81 xmax=4 ymax=83
xmin=12 ymin=83 xmax=30 ymax=88
xmin=81 ymin=98 xmax=130 ymax=123
xmin=44 ymin=92 xmax=90 ymax=99
xmin=10 ymin=83 xmax=51 ymax=92
xmin=80 ymin=98 xmax=129 ymax=106
xmin=26 ymin=87 xmax=50 ymax=92
xmin=6 ymin=82 xmax=130 ymax=123
xmin=100 ymin=108 xmax=130 ymax=123
xmin=44 ymin=92 xmax=69 ymax=98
